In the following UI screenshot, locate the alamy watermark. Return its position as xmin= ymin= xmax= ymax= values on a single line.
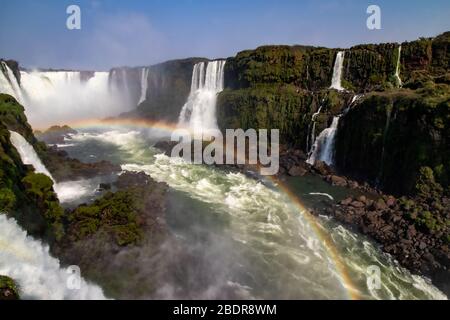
xmin=170 ymin=128 xmax=280 ymax=176
xmin=66 ymin=5 xmax=81 ymax=30
xmin=66 ymin=265 xmax=81 ymax=290
xmin=367 ymin=5 xmax=381 ymax=30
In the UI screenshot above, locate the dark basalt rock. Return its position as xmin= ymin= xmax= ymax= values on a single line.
xmin=42 ymin=145 xmax=121 ymax=182
xmin=122 ymin=57 xmax=209 ymax=123
xmin=35 ymin=125 xmax=77 ymax=145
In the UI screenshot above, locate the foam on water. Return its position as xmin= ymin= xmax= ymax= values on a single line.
xmin=0 ymin=215 xmax=107 ymax=299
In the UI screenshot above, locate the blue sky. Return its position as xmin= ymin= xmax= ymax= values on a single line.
xmin=1 ymin=0 xmax=449 ymax=70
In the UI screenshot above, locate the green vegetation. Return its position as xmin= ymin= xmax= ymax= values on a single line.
xmin=225 ymin=45 xmax=336 ymax=90
xmin=217 ymin=85 xmax=351 ymax=149
xmin=66 ymin=172 xmax=167 ymax=247
xmin=0 ymin=94 xmax=65 ymax=241
xmin=0 ymin=276 xmax=20 ymax=300
xmin=334 ymin=86 xmax=450 ymax=195
xmin=67 ymin=188 xmax=145 ymax=246
xmin=396 ymin=167 xmax=450 ymax=236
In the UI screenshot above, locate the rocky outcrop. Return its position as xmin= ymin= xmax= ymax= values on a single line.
xmin=0 ymin=59 xmax=21 ymax=85
xmin=35 ymin=125 xmax=77 ymax=145
xmin=0 ymin=276 xmax=20 ymax=300
xmin=319 ymin=167 xmax=450 ymax=296
xmin=41 ymin=146 xmax=121 ymax=182
xmin=54 ymin=171 xmax=172 ymax=298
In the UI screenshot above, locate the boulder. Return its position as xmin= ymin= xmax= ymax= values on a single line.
xmin=330 ymin=175 xmax=347 ymax=187
xmin=313 ymin=161 xmax=331 ymax=176
xmin=350 ymin=201 xmax=365 ymax=208
xmin=373 ymin=198 xmax=388 ymax=211
xmin=340 ymin=197 xmax=353 ymax=206
xmin=288 ymin=165 xmax=307 ymax=177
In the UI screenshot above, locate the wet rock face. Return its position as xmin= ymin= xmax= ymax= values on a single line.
xmin=335 ymin=88 xmax=450 ymax=195
xmin=130 ymin=58 xmax=209 ymax=123
xmin=1 ymin=59 xmax=21 ymax=85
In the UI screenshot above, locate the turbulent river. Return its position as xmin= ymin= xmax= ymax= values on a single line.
xmin=50 ymin=127 xmax=446 ymax=300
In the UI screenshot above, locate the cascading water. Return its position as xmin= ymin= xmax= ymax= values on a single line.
xmin=178 ymin=60 xmax=226 ymax=134
xmin=9 ymin=131 xmax=55 ymax=180
xmin=138 ymin=68 xmax=149 ymax=104
xmin=307 ymin=104 xmax=324 ymax=153
xmin=0 ymin=215 xmax=107 ymax=299
xmin=394 ymin=45 xmax=402 ymax=87
xmin=0 ymin=61 xmax=24 ymax=102
xmin=9 ymin=130 xmax=92 ymax=203
xmin=306 ymin=116 xmax=340 ymax=166
xmin=0 ymin=69 xmax=134 ymax=128
xmin=330 ymin=51 xmax=345 ymax=91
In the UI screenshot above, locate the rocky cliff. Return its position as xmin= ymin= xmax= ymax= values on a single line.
xmin=217 ymin=31 xmax=450 ymax=195
xmin=0 ymin=94 xmax=63 ymax=241
xmin=120 ymin=57 xmax=209 ymax=123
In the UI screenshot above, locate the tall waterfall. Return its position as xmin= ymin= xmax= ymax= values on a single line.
xmin=306 ymin=116 xmax=340 ymax=166
xmin=178 ymin=60 xmax=226 ymax=134
xmin=0 ymin=68 xmax=135 ymax=128
xmin=138 ymin=68 xmax=149 ymax=104
xmin=394 ymin=45 xmax=402 ymax=87
xmin=330 ymin=51 xmax=345 ymax=91
xmin=0 ymin=215 xmax=107 ymax=299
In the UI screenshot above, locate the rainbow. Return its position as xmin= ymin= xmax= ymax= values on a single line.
xmin=54 ymin=117 xmax=361 ymax=299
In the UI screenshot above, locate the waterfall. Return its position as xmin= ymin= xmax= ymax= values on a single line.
xmin=178 ymin=60 xmax=226 ymax=134
xmin=307 ymin=104 xmax=323 ymax=153
xmin=9 ymin=131 xmax=55 ymax=181
xmin=8 ymin=130 xmax=82 ymax=203
xmin=330 ymin=51 xmax=345 ymax=91
xmin=0 ymin=215 xmax=107 ymax=299
xmin=0 ymin=69 xmax=134 ymax=128
xmin=394 ymin=45 xmax=402 ymax=87
xmin=0 ymin=61 xmax=24 ymax=103
xmin=138 ymin=68 xmax=149 ymax=104
xmin=306 ymin=116 xmax=340 ymax=166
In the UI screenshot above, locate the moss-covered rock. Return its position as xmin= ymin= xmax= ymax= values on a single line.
xmin=224 ymin=45 xmax=337 ymax=90
xmin=0 ymin=276 xmax=20 ymax=300
xmin=335 ymin=85 xmax=450 ymax=195
xmin=0 ymin=94 xmax=65 ymax=242
xmin=217 ymin=85 xmax=353 ymax=149
xmin=55 ymin=171 xmax=169 ymax=298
